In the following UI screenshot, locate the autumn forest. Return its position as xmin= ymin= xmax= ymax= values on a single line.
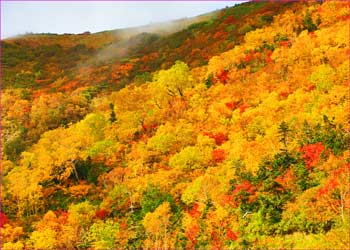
xmin=1 ymin=1 xmax=350 ymax=249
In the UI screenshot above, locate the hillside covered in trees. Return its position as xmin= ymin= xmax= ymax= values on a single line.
xmin=1 ymin=1 xmax=350 ymax=249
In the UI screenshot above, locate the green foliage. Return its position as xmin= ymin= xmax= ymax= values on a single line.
xmin=82 ymin=87 xmax=99 ymax=101
xmin=169 ymin=146 xmax=203 ymax=170
xmin=205 ymin=74 xmax=213 ymax=89
xmin=148 ymin=133 xmax=176 ymax=154
xmin=248 ymin=153 xmax=299 ymax=230
xmin=75 ymin=159 xmax=108 ymax=184
xmin=301 ymin=117 xmax=348 ymax=155
xmin=85 ymin=220 xmax=119 ymax=249
xmin=310 ymin=64 xmax=335 ymax=92
xmin=107 ymin=184 xmax=130 ymax=216
xmin=165 ymin=30 xmax=193 ymax=49
xmin=153 ymin=61 xmax=193 ymax=97
xmin=260 ymin=15 xmax=273 ymax=24
xmin=181 ymin=177 xmax=203 ymax=205
xmin=303 ymin=10 xmax=317 ymax=32
xmin=1 ymin=42 xmax=35 ymax=68
xmin=10 ymin=72 xmax=38 ymax=89
xmin=140 ymin=185 xmax=175 ymax=217
xmin=46 ymin=189 xmax=70 ymax=211
xmin=4 ymin=129 xmax=27 ymax=162
xmin=68 ymin=201 xmax=96 ymax=228
xmin=274 ymin=33 xmax=289 ymax=42
xmin=89 ymin=141 xmax=113 ymax=157
xmin=147 ymin=121 xmax=194 ymax=154
xmin=81 ymin=113 xmax=108 ymax=141
xmin=187 ymin=21 xmax=209 ymax=31
xmin=238 ymin=24 xmax=255 ymax=35
xmin=293 ymin=162 xmax=312 ymax=191
xmin=232 ymin=2 xmax=267 ymax=19
xmin=109 ymin=103 xmax=117 ymax=123
xmin=133 ymin=72 xmax=152 ymax=85
xmin=278 ymin=121 xmax=291 ymax=153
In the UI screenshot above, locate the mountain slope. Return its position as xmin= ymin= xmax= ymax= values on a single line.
xmin=2 ymin=1 xmax=294 ymax=92
xmin=1 ymin=1 xmax=349 ymax=249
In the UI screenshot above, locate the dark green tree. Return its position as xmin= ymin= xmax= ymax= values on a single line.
xmin=109 ymin=103 xmax=117 ymax=123
xmin=303 ymin=10 xmax=317 ymax=32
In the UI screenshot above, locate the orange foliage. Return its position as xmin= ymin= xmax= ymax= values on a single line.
xmin=227 ymin=229 xmax=239 ymax=241
xmin=185 ymin=224 xmax=200 ymax=246
xmin=189 ymin=203 xmax=201 ymax=218
xmin=212 ymin=149 xmax=226 ymax=163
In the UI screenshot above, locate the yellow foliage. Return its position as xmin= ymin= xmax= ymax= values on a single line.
xmin=2 ymin=241 xmax=25 ymax=250
xmin=28 ymin=228 xmax=57 ymax=249
xmin=142 ymin=202 xmax=173 ymax=248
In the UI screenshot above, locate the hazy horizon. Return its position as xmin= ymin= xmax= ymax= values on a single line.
xmin=1 ymin=1 xmax=244 ymax=39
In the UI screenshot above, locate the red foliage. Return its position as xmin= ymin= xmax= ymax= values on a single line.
xmin=214 ymin=133 xmax=228 ymax=145
xmin=265 ymin=50 xmax=273 ymax=63
xmin=222 ymin=194 xmax=238 ymax=208
xmin=57 ymin=211 xmax=69 ymax=225
xmin=204 ymin=132 xmax=228 ymax=146
xmin=186 ymin=224 xmax=200 ymax=245
xmin=120 ymin=220 xmax=128 ymax=230
xmin=217 ymin=70 xmax=229 ymax=83
xmin=140 ymin=134 xmax=148 ymax=143
xmin=224 ymin=15 xmax=236 ymax=24
xmin=244 ymin=53 xmax=254 ymax=63
xmin=338 ymin=14 xmax=350 ymax=21
xmin=239 ymin=104 xmax=249 ymax=114
xmin=300 ymin=142 xmax=325 ymax=169
xmin=32 ymin=90 xmax=45 ymax=99
xmin=227 ymin=229 xmax=239 ymax=241
xmin=328 ymin=178 xmax=339 ymax=189
xmin=225 ymin=101 xmax=239 ymax=111
xmin=309 ymin=31 xmax=317 ymax=39
xmin=0 ymin=212 xmax=9 ymax=228
xmin=317 ymin=186 xmax=329 ymax=197
xmin=318 ymin=166 xmax=348 ymax=198
xmin=279 ymin=41 xmax=291 ymax=48
xmin=233 ymin=181 xmax=254 ymax=195
xmin=54 ymin=210 xmax=69 ymax=223
xmin=95 ymin=209 xmax=108 ymax=220
xmin=189 ymin=203 xmax=201 ymax=218
xmin=306 ymin=84 xmax=316 ymax=92
xmin=24 ymin=106 xmax=31 ymax=113
xmin=279 ymin=91 xmax=290 ymax=98
xmin=156 ymin=164 xmax=171 ymax=171
xmin=212 ymin=149 xmax=226 ymax=163
xmin=275 ymin=169 xmax=295 ymax=189
xmin=35 ymin=79 xmax=51 ymax=84
xmin=59 ymin=80 xmax=80 ymax=91
xmin=211 ymin=230 xmax=223 ymax=249
xmin=142 ymin=123 xmax=158 ymax=131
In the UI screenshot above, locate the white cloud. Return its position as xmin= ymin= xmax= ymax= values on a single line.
xmin=1 ymin=1 xmax=241 ymax=38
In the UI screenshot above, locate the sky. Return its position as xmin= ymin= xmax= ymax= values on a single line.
xmin=1 ymin=1 xmax=244 ymax=39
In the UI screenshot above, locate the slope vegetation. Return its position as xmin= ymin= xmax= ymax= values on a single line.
xmin=1 ymin=1 xmax=349 ymax=249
